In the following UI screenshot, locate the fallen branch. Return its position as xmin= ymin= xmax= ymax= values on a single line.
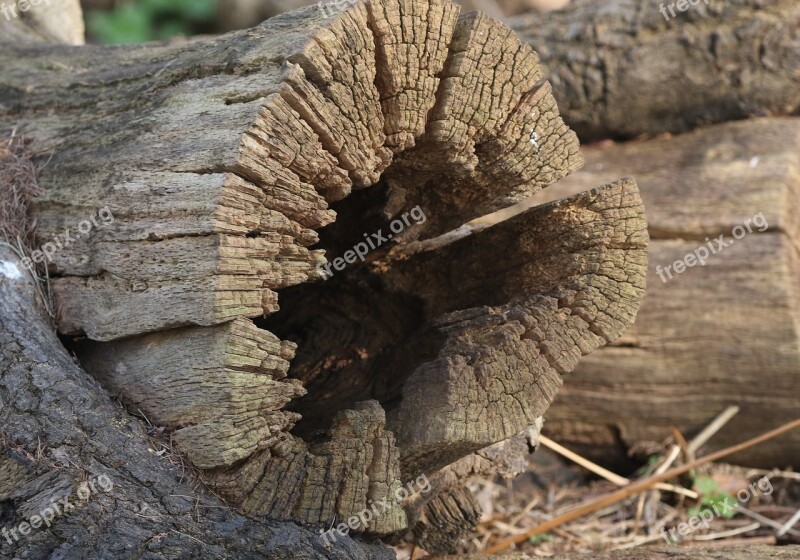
xmin=483 ymin=416 xmax=800 ymax=554
xmin=539 ymin=435 xmax=696 ymax=499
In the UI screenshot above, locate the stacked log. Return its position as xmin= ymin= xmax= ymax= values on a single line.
xmin=494 ymin=117 xmax=800 ymax=468
xmin=511 ymin=0 xmax=800 ymax=141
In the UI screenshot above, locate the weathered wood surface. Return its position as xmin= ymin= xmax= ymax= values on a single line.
xmin=397 ymin=424 xmax=541 ymax=553
xmin=77 ymin=318 xmax=305 ymax=469
xmin=0 ymin=244 xmax=395 ymax=560
xmin=511 ymin=0 xmax=800 ymax=141
xmin=0 ymin=0 xmax=84 ymax=45
xmin=2 ymin=0 xmax=647 ymax=546
xmin=485 ymin=117 xmax=800 ymax=468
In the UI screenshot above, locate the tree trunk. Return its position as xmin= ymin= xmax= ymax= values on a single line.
xmin=492 ymin=116 xmax=800 ymax=469
xmin=510 ymin=0 xmax=800 ymax=141
xmin=1 ymin=0 xmax=648 ymax=551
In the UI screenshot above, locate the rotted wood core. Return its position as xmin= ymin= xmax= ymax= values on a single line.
xmin=2 ymin=0 xmax=647 ymax=544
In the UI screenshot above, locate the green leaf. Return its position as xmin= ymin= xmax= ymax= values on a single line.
xmin=155 ymin=20 xmax=189 ymax=40
xmin=528 ymin=533 xmax=552 ymax=545
xmin=693 ymin=476 xmax=719 ymax=495
xmin=140 ymin=0 xmax=175 ymax=12
xmin=707 ymin=493 xmax=738 ymax=519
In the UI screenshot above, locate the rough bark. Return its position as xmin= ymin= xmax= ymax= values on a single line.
xmin=0 ymin=246 xmax=394 ymax=560
xmin=2 ymin=0 xmax=648 ymax=547
xmin=490 ymin=117 xmax=800 ymax=469
xmin=510 ymin=0 xmax=800 ymax=141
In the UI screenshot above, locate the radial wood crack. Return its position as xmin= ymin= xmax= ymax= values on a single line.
xmin=1 ymin=0 xmax=648 ymax=546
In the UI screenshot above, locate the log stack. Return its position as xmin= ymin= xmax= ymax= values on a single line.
xmin=511 ymin=0 xmax=800 ymax=141
xmin=497 ymin=117 xmax=800 ymax=468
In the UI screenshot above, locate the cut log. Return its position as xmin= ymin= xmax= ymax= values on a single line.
xmin=395 ymin=425 xmax=541 ymax=553
xmin=492 ymin=117 xmax=800 ymax=469
xmin=510 ymin=0 xmax=800 ymax=141
xmin=77 ymin=318 xmax=304 ymax=469
xmin=2 ymin=0 xmax=647 ymax=545
xmin=0 ymin=243 xmax=395 ymax=559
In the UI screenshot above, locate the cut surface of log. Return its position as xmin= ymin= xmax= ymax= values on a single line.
xmin=2 ymin=0 xmax=647 ymax=542
xmin=0 ymin=246 xmax=393 ymax=560
xmin=511 ymin=0 xmax=800 ymax=141
xmin=495 ymin=117 xmax=800 ymax=469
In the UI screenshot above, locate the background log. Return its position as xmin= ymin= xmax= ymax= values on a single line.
xmin=482 ymin=117 xmax=800 ymax=469
xmin=510 ymin=0 xmax=800 ymax=141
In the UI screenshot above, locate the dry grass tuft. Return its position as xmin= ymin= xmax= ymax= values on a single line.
xmin=0 ymin=128 xmax=54 ymax=317
xmin=0 ymin=129 xmax=43 ymax=247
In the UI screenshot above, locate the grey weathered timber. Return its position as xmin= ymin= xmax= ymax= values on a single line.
xmin=0 ymin=243 xmax=395 ymax=560
xmin=511 ymin=0 xmax=800 ymax=141
xmin=491 ymin=117 xmax=800 ymax=469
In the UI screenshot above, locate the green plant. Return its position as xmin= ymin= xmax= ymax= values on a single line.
xmin=528 ymin=533 xmax=552 ymax=545
xmin=86 ymin=0 xmax=217 ymax=44
xmin=689 ymin=475 xmax=737 ymax=519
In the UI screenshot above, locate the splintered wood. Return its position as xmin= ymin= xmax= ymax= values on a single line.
xmin=3 ymin=0 xmax=646 ymax=540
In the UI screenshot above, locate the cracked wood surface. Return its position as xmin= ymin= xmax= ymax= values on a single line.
xmin=511 ymin=0 xmax=800 ymax=142
xmin=2 ymin=0 xmax=647 ymax=546
xmin=0 ymin=246 xmax=393 ymax=560
xmin=502 ymin=117 xmax=800 ymax=469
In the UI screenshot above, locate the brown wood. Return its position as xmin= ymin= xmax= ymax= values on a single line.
xmin=1 ymin=0 xmax=648 ymax=550
xmin=511 ymin=0 xmax=800 ymax=142
xmin=0 ymin=244 xmax=394 ymax=559
xmin=0 ymin=0 xmax=83 ymax=45
xmin=491 ymin=117 xmax=800 ymax=469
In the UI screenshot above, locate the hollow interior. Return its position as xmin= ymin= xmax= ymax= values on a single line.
xmin=260 ymin=150 xmax=490 ymax=437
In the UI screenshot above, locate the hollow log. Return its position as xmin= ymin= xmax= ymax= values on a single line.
xmin=396 ymin=424 xmax=541 ymax=553
xmin=0 ymin=243 xmax=395 ymax=559
xmin=510 ymin=0 xmax=800 ymax=141
xmin=2 ymin=0 xmax=648 ymax=547
xmin=492 ymin=117 xmax=800 ymax=469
